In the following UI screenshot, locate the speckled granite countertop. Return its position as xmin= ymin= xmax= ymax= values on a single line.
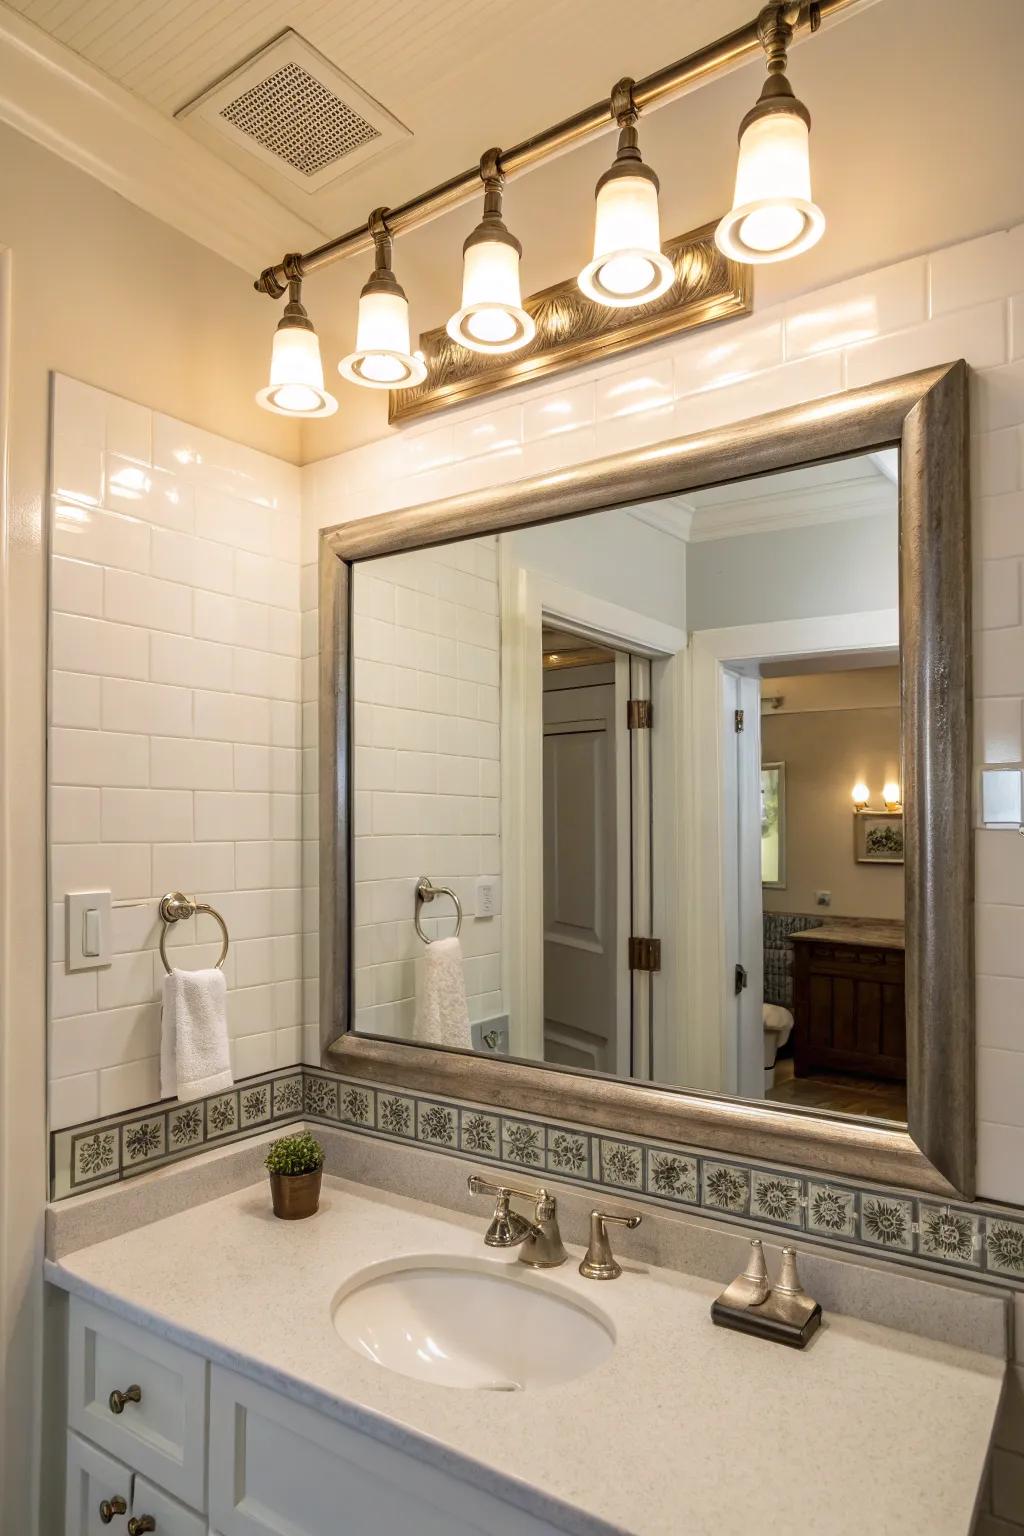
xmin=45 ymin=1174 xmax=1001 ymax=1536
xmin=791 ymin=919 xmax=906 ymax=949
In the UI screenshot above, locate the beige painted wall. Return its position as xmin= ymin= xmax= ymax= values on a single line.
xmin=0 ymin=124 xmax=301 ymax=1533
xmin=762 ymin=670 xmax=904 ymax=920
xmin=302 ymin=0 xmax=1024 ymax=459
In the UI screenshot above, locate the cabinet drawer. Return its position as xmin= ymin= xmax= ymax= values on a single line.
xmin=66 ymin=1430 xmax=132 ymax=1536
xmin=209 ymin=1364 xmax=565 ymax=1536
xmin=132 ymin=1477 xmax=206 ymax=1536
xmin=68 ymin=1297 xmax=207 ymax=1510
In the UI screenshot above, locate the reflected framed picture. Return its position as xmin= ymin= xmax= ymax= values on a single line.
xmin=854 ymin=810 xmax=904 ymax=864
xmin=761 ymin=762 xmax=786 ymax=888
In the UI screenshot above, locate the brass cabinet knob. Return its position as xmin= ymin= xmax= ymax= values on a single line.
xmin=99 ymin=1496 xmax=127 ymax=1523
xmin=128 ymin=1519 xmax=156 ymax=1534
xmin=108 ymin=1383 xmax=142 ymax=1414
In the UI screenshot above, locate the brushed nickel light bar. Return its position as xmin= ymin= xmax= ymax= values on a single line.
xmin=253 ymin=0 xmax=866 ymax=299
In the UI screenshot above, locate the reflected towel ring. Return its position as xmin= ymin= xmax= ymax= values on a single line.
xmin=158 ymin=890 xmax=229 ymax=975
xmin=414 ymin=876 xmax=463 ymax=945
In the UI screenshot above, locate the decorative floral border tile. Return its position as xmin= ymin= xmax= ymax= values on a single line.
xmin=645 ymin=1149 xmax=698 ymax=1204
xmin=860 ymin=1193 xmax=915 ymax=1253
xmin=47 ymin=1066 xmax=1024 ymax=1296
xmin=459 ymin=1109 xmax=499 ymax=1158
xmin=546 ymin=1128 xmax=590 ymax=1180
xmin=599 ymin=1139 xmax=643 ymax=1191
xmin=751 ymin=1170 xmax=804 ymax=1228
xmin=806 ymin=1181 xmax=859 ymax=1239
xmin=702 ymin=1161 xmax=750 ymax=1215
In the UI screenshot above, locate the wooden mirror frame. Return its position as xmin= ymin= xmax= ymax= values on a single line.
xmin=319 ymin=360 xmax=972 ymax=1199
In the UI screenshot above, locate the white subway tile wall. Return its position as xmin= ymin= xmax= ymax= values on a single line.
xmin=348 ymin=541 xmax=503 ymax=1041
xmin=302 ymin=221 xmax=1024 ymax=1207
xmin=48 ymin=377 xmax=304 ymax=1129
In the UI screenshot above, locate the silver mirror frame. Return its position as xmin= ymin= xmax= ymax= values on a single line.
xmin=319 ymin=360 xmax=972 ymax=1199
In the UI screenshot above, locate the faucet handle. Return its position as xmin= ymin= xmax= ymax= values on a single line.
xmin=579 ymin=1208 xmax=642 ymax=1280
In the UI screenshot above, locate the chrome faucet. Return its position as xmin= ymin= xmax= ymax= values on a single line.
xmin=467 ymin=1175 xmax=568 ymax=1267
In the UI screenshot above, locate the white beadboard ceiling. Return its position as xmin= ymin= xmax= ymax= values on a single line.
xmin=4 ymin=0 xmax=753 ymax=234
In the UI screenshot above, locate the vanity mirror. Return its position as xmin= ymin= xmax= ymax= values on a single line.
xmin=320 ymin=361 xmax=972 ymax=1199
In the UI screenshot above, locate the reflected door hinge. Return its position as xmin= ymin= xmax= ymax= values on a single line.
xmin=734 ymin=708 xmax=745 ymax=732
xmin=734 ymin=962 xmax=748 ymax=994
xmin=627 ymin=699 xmax=653 ymax=730
xmin=629 ymin=936 xmax=662 ymax=972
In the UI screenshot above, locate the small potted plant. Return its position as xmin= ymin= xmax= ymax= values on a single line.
xmin=265 ymin=1132 xmax=324 ymax=1220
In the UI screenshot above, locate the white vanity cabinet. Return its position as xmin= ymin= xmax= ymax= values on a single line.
xmin=63 ymin=1294 xmax=567 ymax=1536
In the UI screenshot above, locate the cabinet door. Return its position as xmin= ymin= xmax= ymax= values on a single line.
xmin=132 ymin=1477 xmax=206 ymax=1536
xmin=66 ymin=1430 xmax=132 ymax=1536
xmin=209 ymin=1365 xmax=566 ymax=1536
xmin=68 ymin=1297 xmax=208 ymax=1510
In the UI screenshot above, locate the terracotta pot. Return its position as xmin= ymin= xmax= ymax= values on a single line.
xmin=269 ymin=1167 xmax=322 ymax=1220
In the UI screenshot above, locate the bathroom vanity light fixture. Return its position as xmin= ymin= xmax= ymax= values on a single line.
xmin=447 ymin=150 xmax=536 ymax=354
xmin=715 ymin=3 xmax=825 ymax=265
xmin=883 ymin=781 xmax=902 ymax=811
xmin=255 ymin=267 xmax=337 ymax=417
xmin=578 ymin=79 xmax=674 ymax=308
xmin=338 ymin=209 xmax=427 ymax=391
xmin=851 ymin=782 xmax=870 ymax=810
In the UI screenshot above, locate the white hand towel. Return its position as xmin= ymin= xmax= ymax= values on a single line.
xmin=160 ymin=967 xmax=233 ymax=1102
xmin=414 ymin=937 xmax=471 ymax=1048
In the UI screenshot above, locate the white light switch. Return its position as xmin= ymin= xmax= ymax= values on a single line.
xmin=66 ymin=890 xmax=111 ymax=971
xmin=475 ymin=877 xmax=501 ymax=917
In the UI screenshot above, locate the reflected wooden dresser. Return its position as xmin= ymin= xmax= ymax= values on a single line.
xmin=791 ymin=921 xmax=906 ymax=1082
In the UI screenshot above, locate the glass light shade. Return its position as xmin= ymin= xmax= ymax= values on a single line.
xmin=715 ymin=110 xmax=825 ymax=264
xmin=851 ymin=782 xmax=870 ymax=809
xmin=883 ymin=781 xmax=902 ymax=809
xmin=255 ymin=325 xmax=337 ymax=417
xmin=338 ymin=288 xmax=427 ymax=390
xmin=447 ymin=238 xmax=535 ymax=354
xmin=578 ymin=173 xmax=674 ymax=308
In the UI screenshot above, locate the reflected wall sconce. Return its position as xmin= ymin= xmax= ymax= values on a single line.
xmin=338 ymin=209 xmax=427 ymax=391
xmin=715 ymin=4 xmax=825 ymax=265
xmin=882 ymin=781 xmax=902 ymax=811
xmin=578 ymin=79 xmax=674 ymax=309
xmin=447 ymin=150 xmax=536 ymax=354
xmin=851 ymin=782 xmax=870 ymax=811
xmin=255 ymin=265 xmax=337 ymax=418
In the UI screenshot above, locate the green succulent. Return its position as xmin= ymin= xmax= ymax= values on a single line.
xmin=264 ymin=1132 xmax=324 ymax=1177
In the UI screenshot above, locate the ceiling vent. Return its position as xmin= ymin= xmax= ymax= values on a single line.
xmin=176 ymin=30 xmax=410 ymax=194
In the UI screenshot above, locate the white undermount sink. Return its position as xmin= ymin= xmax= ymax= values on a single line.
xmin=332 ymin=1257 xmax=615 ymax=1391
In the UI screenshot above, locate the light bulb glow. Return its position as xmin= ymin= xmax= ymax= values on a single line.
xmin=852 ymin=782 xmax=870 ymax=810
xmin=883 ymin=781 xmax=902 ymax=810
xmin=339 ymin=288 xmax=427 ymax=390
xmin=578 ymin=174 xmax=673 ymax=308
xmin=256 ymin=324 xmax=337 ymax=418
xmin=716 ymin=110 xmax=824 ymax=265
xmin=448 ymin=237 xmax=535 ymax=354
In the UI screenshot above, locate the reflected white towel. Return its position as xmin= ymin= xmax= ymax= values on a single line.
xmin=414 ymin=937 xmax=471 ymax=1048
xmin=160 ymin=967 xmax=233 ymax=1102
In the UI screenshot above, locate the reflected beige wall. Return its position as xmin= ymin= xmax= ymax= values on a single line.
xmin=0 ymin=124 xmax=301 ymax=1533
xmin=762 ymin=669 xmax=903 ymax=921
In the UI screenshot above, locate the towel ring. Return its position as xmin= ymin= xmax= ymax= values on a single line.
xmin=158 ymin=891 xmax=229 ymax=975
xmin=414 ymin=876 xmax=463 ymax=945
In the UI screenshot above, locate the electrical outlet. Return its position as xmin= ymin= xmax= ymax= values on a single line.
xmin=815 ymin=890 xmax=832 ymax=907
xmin=475 ymin=876 xmax=501 ymax=917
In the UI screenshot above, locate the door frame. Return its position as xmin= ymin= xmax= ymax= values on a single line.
xmin=685 ymin=608 xmax=901 ymax=1100
xmin=498 ymin=556 xmax=685 ymax=1068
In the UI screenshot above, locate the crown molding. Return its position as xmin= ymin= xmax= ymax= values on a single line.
xmin=687 ymin=476 xmax=896 ymax=542
xmin=0 ymin=8 xmax=322 ymax=274
xmin=627 ymin=499 xmax=694 ymax=543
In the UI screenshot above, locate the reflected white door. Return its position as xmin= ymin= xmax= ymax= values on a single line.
xmin=542 ymin=679 xmax=618 ymax=1072
xmin=722 ymin=668 xmax=767 ymax=1099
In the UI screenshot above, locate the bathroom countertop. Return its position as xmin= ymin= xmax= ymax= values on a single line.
xmin=791 ymin=919 xmax=906 ymax=949
xmin=46 ymin=1174 xmax=1001 ymax=1536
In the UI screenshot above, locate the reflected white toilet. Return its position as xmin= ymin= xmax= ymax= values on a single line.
xmin=763 ymin=1004 xmax=794 ymax=1090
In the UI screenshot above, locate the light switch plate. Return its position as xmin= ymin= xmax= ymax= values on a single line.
xmin=475 ymin=876 xmax=501 ymax=917
xmin=65 ymin=890 xmax=112 ymax=971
